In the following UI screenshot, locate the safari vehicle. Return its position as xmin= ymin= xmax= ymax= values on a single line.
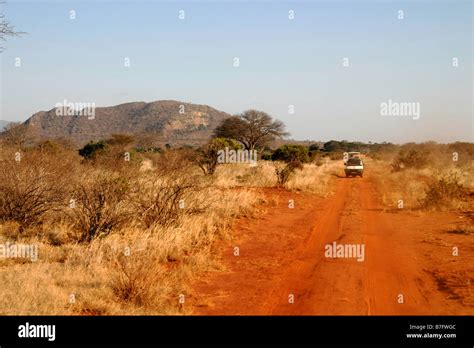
xmin=348 ymin=152 xmax=360 ymax=159
xmin=343 ymin=151 xmax=361 ymax=165
xmin=345 ymin=157 xmax=364 ymax=177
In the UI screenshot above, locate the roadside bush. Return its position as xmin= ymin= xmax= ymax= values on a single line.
xmin=274 ymin=161 xmax=304 ymax=186
xmin=309 ymin=150 xmax=324 ymax=166
xmin=196 ymin=137 xmax=242 ymax=175
xmin=0 ymin=151 xmax=69 ymax=232
xmin=422 ymin=173 xmax=467 ymax=210
xmin=271 ymin=145 xmax=309 ymax=187
xmin=271 ymin=144 xmax=309 ymax=163
xmin=68 ymin=174 xmax=132 ymax=242
xmin=133 ymin=148 xmax=208 ymax=229
xmin=392 ymin=148 xmax=429 ymax=171
xmin=132 ymin=166 xmax=206 ymax=228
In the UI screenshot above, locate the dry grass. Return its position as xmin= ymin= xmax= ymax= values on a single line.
xmin=1 ymin=140 xmax=470 ymax=315
xmin=446 ymin=223 xmax=474 ymax=235
xmin=0 ymin=185 xmax=259 ymax=315
xmin=285 ymin=160 xmax=340 ymax=196
xmin=214 ymin=158 xmax=340 ymax=197
xmin=0 ymin=141 xmax=339 ymax=315
xmin=0 ymin=142 xmax=265 ymax=315
xmin=372 ymin=157 xmax=473 ymax=210
xmin=214 ymin=161 xmax=276 ymax=188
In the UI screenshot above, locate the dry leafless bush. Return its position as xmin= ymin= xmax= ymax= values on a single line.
xmin=68 ymin=174 xmax=134 ymax=242
xmin=132 ymin=173 xmax=206 ymax=228
xmin=152 ymin=148 xmax=198 ymax=174
xmin=0 ymin=150 xmax=70 ymax=232
xmin=391 ymin=148 xmax=430 ymax=172
xmin=422 ymin=173 xmax=468 ymax=210
xmin=133 ymin=150 xmax=209 ymax=228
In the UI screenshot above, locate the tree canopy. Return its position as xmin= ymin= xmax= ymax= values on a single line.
xmin=214 ymin=110 xmax=288 ymax=151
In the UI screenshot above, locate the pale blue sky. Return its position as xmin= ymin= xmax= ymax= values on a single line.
xmin=1 ymin=0 xmax=472 ymax=143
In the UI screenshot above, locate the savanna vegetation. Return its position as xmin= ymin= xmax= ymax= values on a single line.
xmin=0 ymin=116 xmax=472 ymax=314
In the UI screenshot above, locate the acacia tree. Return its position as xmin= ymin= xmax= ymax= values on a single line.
xmin=214 ymin=110 xmax=288 ymax=151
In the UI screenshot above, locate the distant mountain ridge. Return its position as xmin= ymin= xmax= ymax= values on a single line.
xmin=22 ymin=100 xmax=231 ymax=146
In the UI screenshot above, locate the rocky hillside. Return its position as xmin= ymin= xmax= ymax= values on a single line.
xmin=23 ymin=100 xmax=230 ymax=146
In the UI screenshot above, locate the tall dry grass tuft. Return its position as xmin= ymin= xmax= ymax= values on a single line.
xmin=214 ymin=161 xmax=275 ymax=188
xmin=285 ymin=160 xmax=340 ymax=196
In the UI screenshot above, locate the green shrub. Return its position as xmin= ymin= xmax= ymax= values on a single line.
xmin=271 ymin=144 xmax=309 ymax=163
xmin=78 ymin=141 xmax=107 ymax=160
xmin=196 ymin=137 xmax=242 ymax=175
xmin=271 ymin=145 xmax=309 ymax=186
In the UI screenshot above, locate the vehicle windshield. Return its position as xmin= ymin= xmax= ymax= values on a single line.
xmin=347 ymin=158 xmax=362 ymax=165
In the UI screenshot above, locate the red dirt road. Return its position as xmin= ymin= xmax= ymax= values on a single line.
xmin=189 ymin=170 xmax=473 ymax=315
